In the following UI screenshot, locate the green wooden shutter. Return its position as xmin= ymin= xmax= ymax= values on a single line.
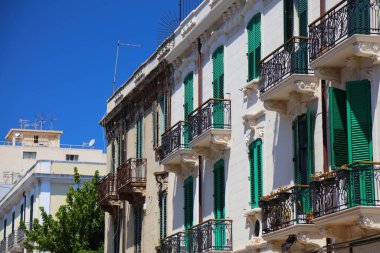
xmin=346 ymin=80 xmax=372 ymax=163
xmin=298 ymin=0 xmax=307 ymax=37
xmin=249 ymin=139 xmax=263 ymax=208
xmin=184 ymin=176 xmax=193 ymax=230
xmin=184 ymin=72 xmax=194 ymax=120
xmin=292 ymin=119 xmax=301 ymax=184
xmin=136 ymin=117 xmax=143 ymax=159
xmin=134 ymin=205 xmax=143 ymax=253
xmin=329 ymin=88 xmax=348 ymax=169
xmin=284 ymin=0 xmax=294 ymax=42
xmin=214 ymin=159 xmax=225 ymax=250
xmin=212 ymin=47 xmax=224 ymax=129
xmin=160 ymin=191 xmax=167 ymax=239
xmin=247 ymin=13 xmax=261 ymax=81
xmin=306 ymin=107 xmax=314 ymax=178
xmin=348 ymin=0 xmax=370 ymax=35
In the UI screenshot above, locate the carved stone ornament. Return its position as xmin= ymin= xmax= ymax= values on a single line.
xmin=296 ymin=231 xmax=324 ymax=248
xmin=354 ymin=41 xmax=380 ymax=65
xmin=181 ymin=17 xmax=196 ymax=37
xmin=314 ymin=67 xmax=340 ymax=84
xmin=209 ymin=0 xmax=219 ymax=8
xmin=359 ymin=216 xmax=380 ymax=230
xmin=293 ymin=80 xmax=319 ymax=99
xmin=244 ymin=208 xmax=262 ymax=226
xmin=154 ymin=171 xmax=169 ymax=193
xmin=263 ymin=100 xmax=287 ymax=114
xmin=242 ymin=79 xmax=260 ymax=98
xmin=134 ymin=69 xmax=145 ymax=83
xmin=223 ymin=1 xmax=243 ymax=36
xmin=211 ymin=134 xmax=231 ymax=150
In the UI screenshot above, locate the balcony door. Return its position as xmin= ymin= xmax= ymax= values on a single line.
xmin=212 ymin=46 xmax=224 ymax=129
xmin=214 ymin=159 xmax=225 ymax=250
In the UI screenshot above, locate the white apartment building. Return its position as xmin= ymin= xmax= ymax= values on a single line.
xmin=0 ymin=160 xmax=106 ymax=253
xmin=0 ymin=128 xmax=105 ymax=185
xmin=100 ymin=0 xmax=380 ymax=252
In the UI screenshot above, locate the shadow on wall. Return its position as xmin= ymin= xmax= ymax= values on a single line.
xmin=272 ymin=113 xmax=293 ymax=189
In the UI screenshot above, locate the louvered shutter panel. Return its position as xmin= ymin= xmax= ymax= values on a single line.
xmin=247 ymin=14 xmax=261 ymax=81
xmin=184 ymin=73 xmax=194 ymax=120
xmin=306 ymin=107 xmax=314 ymax=179
xmin=329 ymin=88 xmax=348 ymax=169
xmin=214 ymin=160 xmax=225 ymax=250
xmin=134 ymin=205 xmax=143 ymax=253
xmin=292 ymin=119 xmax=301 ymax=184
xmin=249 ymin=139 xmax=263 ymax=208
xmin=160 ymin=191 xmax=167 ymax=239
xmin=284 ymin=0 xmax=294 ymax=42
xmin=346 ymin=80 xmax=372 ymax=163
xmin=298 ymin=0 xmax=307 ymax=37
xmin=212 ymin=47 xmax=224 ymax=129
xmin=348 ymin=0 xmax=370 ymax=35
xmin=184 ymin=176 xmax=193 ymax=230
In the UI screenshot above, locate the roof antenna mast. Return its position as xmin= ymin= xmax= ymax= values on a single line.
xmin=112 ymin=41 xmax=141 ymax=93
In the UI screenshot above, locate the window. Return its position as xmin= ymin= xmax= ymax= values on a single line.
xmin=23 ymin=152 xmax=36 ymax=159
xmin=184 ymin=176 xmax=193 ymax=230
xmin=33 ymin=135 xmax=39 ymax=144
xmin=136 ymin=117 xmax=143 ymax=159
xmin=249 ymin=139 xmax=263 ymax=208
xmin=159 ymin=191 xmax=167 ymax=239
xmin=20 ymin=204 xmax=24 ymax=223
xmin=134 ymin=205 xmax=143 ymax=253
xmin=3 ymin=219 xmax=6 ymax=240
xmin=11 ymin=211 xmax=15 ymax=234
xmin=66 ymin=154 xmax=79 ymax=161
xmin=29 ymin=195 xmax=34 ymax=230
xmin=247 ymin=13 xmax=261 ymax=81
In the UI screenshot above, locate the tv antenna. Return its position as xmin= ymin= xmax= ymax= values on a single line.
xmin=35 ymin=113 xmax=47 ymax=130
xmin=112 ymin=41 xmax=141 ymax=93
xmin=157 ymin=10 xmax=178 ymax=46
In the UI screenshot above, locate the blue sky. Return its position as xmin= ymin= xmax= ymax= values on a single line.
xmin=0 ymin=0 xmax=178 ymax=151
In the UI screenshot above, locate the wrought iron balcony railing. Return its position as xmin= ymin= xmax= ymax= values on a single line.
xmin=117 ymin=158 xmax=147 ymax=192
xmin=97 ymin=173 xmax=117 ymax=204
xmin=159 ymin=121 xmax=191 ymax=161
xmin=0 ymin=239 xmax=5 ymax=253
xmin=309 ymin=0 xmax=380 ymax=62
xmin=188 ymin=219 xmax=233 ymax=252
xmin=160 ymin=232 xmax=188 ymax=253
xmin=7 ymin=232 xmax=15 ymax=250
xmin=17 ymin=228 xmax=26 ymax=243
xmin=310 ymin=162 xmax=380 ymax=219
xmin=260 ymin=185 xmax=311 ymax=234
xmin=187 ymin=99 xmax=231 ymax=142
xmin=259 ymin=36 xmax=311 ymax=94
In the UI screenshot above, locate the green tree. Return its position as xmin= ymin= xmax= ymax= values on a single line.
xmin=24 ymin=168 xmax=104 ymax=253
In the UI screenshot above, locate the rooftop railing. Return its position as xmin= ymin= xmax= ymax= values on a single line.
xmin=309 ymin=0 xmax=380 ymax=61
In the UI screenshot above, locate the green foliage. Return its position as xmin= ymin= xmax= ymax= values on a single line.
xmin=24 ymin=168 xmax=104 ymax=253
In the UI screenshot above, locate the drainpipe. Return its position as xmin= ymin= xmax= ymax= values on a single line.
xmin=320 ymin=0 xmax=326 ymax=16
xmin=197 ymin=38 xmax=203 ymax=224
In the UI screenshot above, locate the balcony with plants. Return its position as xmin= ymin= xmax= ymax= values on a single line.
xmin=97 ymin=173 xmax=119 ymax=213
xmin=187 ymin=98 xmax=231 ymax=155
xmin=117 ymin=158 xmax=147 ymax=204
xmin=309 ymin=0 xmax=380 ymax=70
xmin=309 ymin=162 xmax=380 ymax=231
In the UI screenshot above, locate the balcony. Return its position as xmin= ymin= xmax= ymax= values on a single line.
xmin=8 ymin=231 xmax=23 ymax=253
xmin=0 ymin=239 xmax=5 ymax=253
xmin=259 ymin=37 xmax=319 ymax=112
xmin=160 ymin=219 xmax=233 ymax=253
xmin=160 ymin=232 xmax=187 ymax=253
xmin=158 ymin=121 xmax=197 ymax=175
xmin=187 ymin=99 xmax=231 ymax=156
xmin=260 ymin=186 xmax=323 ymax=249
xmin=117 ymin=158 xmax=147 ymax=204
xmin=97 ymin=173 xmax=119 ymax=213
xmin=188 ymin=219 xmax=233 ymax=252
xmin=309 ymin=0 xmax=380 ymax=71
xmin=310 ymin=162 xmax=380 ymax=238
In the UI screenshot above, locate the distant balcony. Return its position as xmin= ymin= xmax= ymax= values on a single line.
xmin=8 ymin=231 xmax=23 ymax=253
xmin=158 ymin=121 xmax=197 ymax=174
xmin=188 ymin=219 xmax=233 ymax=252
xmin=97 ymin=173 xmax=119 ymax=213
xmin=310 ymin=162 xmax=380 ymax=230
xmin=17 ymin=227 xmax=26 ymax=244
xmin=259 ymin=37 xmax=318 ymax=105
xmin=160 ymin=219 xmax=233 ymax=253
xmin=117 ymin=158 xmax=147 ymax=203
xmin=309 ymin=0 xmax=380 ymax=69
xmin=187 ymin=99 xmax=231 ymax=154
xmin=0 ymin=239 xmax=5 ymax=253
xmin=160 ymin=232 xmax=187 ymax=253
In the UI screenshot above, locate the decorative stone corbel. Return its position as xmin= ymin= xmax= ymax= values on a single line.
xmin=242 ymin=79 xmax=260 ymax=98
xmin=180 ymin=154 xmax=198 ymax=167
xmin=354 ymin=41 xmax=380 ymax=65
xmin=314 ymin=67 xmax=340 ymax=85
xmin=263 ymin=100 xmax=287 ymax=114
xmin=296 ymin=231 xmax=325 ymax=248
xmin=242 ymin=108 xmax=265 ymax=135
xmin=245 ymin=208 xmax=262 ymax=227
xmin=293 ymin=80 xmax=319 ymax=99
xmin=359 ymin=216 xmax=380 ymax=231
xmin=211 ymin=134 xmax=231 ymax=150
xmin=154 ymin=171 xmax=169 ymax=193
